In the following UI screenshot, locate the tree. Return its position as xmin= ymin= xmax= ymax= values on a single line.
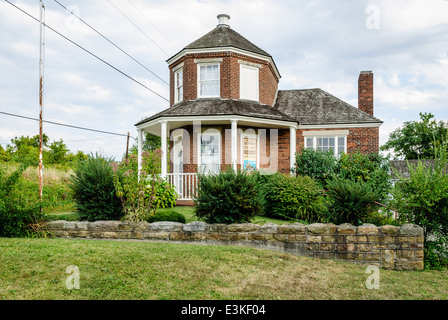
xmin=6 ymin=134 xmax=49 ymax=166
xmin=45 ymin=139 xmax=70 ymax=165
xmin=4 ymin=135 xmax=87 ymax=167
xmin=129 ymin=132 xmax=161 ymax=155
xmin=380 ymin=112 xmax=448 ymax=160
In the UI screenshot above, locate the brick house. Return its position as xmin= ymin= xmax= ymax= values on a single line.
xmin=135 ymin=14 xmax=383 ymax=200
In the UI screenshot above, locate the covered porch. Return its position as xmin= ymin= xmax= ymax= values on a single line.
xmin=136 ymin=114 xmax=298 ymax=201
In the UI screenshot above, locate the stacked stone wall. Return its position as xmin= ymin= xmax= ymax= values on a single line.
xmin=45 ymin=221 xmax=424 ymax=271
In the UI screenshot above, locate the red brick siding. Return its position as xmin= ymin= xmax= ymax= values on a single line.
xmin=358 ymin=72 xmax=374 ymax=116
xmin=295 ymin=127 xmax=379 ymax=155
xmin=168 ymin=52 xmax=279 ymax=106
xmin=347 ymin=127 xmax=379 ymax=154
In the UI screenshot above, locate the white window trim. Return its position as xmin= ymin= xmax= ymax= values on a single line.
xmin=197 ymin=128 xmax=221 ymax=174
xmin=197 ymin=62 xmax=221 ymax=98
xmin=304 ymin=133 xmax=347 ymax=157
xmin=174 ymin=68 xmax=183 ymax=103
xmin=239 ymin=64 xmax=259 ymax=101
xmin=240 ymin=129 xmax=260 ymax=171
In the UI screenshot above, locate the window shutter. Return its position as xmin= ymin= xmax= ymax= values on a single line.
xmin=240 ymin=65 xmax=259 ymax=101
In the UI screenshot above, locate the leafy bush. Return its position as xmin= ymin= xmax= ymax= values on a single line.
xmin=338 ymin=152 xmax=391 ymax=203
xmin=293 ymin=148 xmax=338 ymax=188
xmin=194 ymin=169 xmax=262 ymax=224
xmin=324 ymin=176 xmax=379 ymax=226
xmin=262 ymin=174 xmax=326 ymax=223
xmin=424 ymin=237 xmax=448 ymax=270
xmin=294 ymin=149 xmax=391 ymax=204
xmin=111 ymin=151 xmax=166 ymax=222
xmin=153 ymin=179 xmax=178 ymax=209
xmin=390 ymin=145 xmax=448 ymax=269
xmin=0 ymin=163 xmax=46 ymax=237
xmin=69 ymin=154 xmax=124 ymax=221
xmin=147 ymin=210 xmax=186 ymax=223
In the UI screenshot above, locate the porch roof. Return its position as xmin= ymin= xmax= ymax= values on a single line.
xmin=136 ymin=98 xmax=297 ymax=126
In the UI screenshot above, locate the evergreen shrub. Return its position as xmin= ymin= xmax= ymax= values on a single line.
xmin=194 ymin=169 xmax=261 ymax=224
xmin=262 ymin=174 xmax=326 ymax=223
xmin=69 ymin=154 xmax=124 ymax=221
xmin=324 ymin=176 xmax=379 ymax=226
xmin=147 ymin=210 xmax=186 ymax=223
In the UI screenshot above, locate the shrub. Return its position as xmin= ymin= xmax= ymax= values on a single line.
xmin=262 ymin=174 xmax=326 ymax=223
xmin=324 ymin=176 xmax=379 ymax=226
xmin=153 ymin=179 xmax=177 ymax=209
xmin=293 ymin=148 xmax=338 ymax=188
xmin=390 ymin=145 xmax=448 ymax=269
xmin=69 ymin=154 xmax=124 ymax=221
xmin=338 ymin=152 xmax=391 ymax=203
xmin=147 ymin=210 xmax=186 ymax=223
xmin=0 ymin=163 xmax=46 ymax=237
xmin=194 ymin=169 xmax=262 ymax=224
xmin=111 ymin=151 xmax=166 ymax=222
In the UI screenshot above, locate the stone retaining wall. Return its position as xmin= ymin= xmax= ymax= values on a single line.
xmin=45 ymin=220 xmax=424 ymax=271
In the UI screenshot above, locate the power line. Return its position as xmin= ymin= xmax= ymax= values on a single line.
xmin=0 ymin=110 xmax=133 ymax=138
xmin=54 ymin=0 xmax=169 ymax=86
xmin=107 ymin=0 xmax=170 ymax=57
xmin=3 ymin=0 xmax=170 ymax=103
xmin=126 ymin=0 xmax=173 ymax=45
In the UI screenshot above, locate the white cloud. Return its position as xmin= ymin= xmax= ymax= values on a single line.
xmin=1 ymin=0 xmax=448 ymax=160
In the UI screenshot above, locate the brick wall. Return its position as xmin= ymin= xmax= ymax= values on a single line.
xmin=296 ymin=127 xmax=380 ymax=154
xmin=168 ymin=52 xmax=279 ymax=106
xmin=46 ymin=221 xmax=425 ymax=271
xmin=347 ymin=127 xmax=379 ymax=154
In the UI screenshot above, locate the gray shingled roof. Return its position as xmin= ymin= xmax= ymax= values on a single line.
xmin=273 ymin=89 xmax=383 ymax=125
xmin=136 ymin=88 xmax=384 ymax=127
xmin=183 ymin=25 xmax=271 ymax=57
xmin=135 ymin=99 xmax=296 ymax=126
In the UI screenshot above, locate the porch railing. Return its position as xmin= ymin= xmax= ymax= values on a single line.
xmin=167 ymin=173 xmax=198 ymax=200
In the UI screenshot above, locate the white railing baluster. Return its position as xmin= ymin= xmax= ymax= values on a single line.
xmin=166 ymin=173 xmax=198 ymax=200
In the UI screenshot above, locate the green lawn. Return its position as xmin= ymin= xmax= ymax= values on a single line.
xmin=45 ymin=205 xmax=292 ymax=225
xmin=1 ymin=237 xmax=447 ymax=300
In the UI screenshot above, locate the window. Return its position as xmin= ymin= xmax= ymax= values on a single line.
xmin=305 ymin=132 xmax=347 ymax=157
xmin=174 ymin=68 xmax=183 ymax=103
xmin=241 ymin=131 xmax=258 ymax=171
xmin=240 ymin=64 xmax=259 ymax=101
xmin=198 ymin=64 xmax=220 ymax=97
xmin=200 ymin=131 xmax=220 ymax=174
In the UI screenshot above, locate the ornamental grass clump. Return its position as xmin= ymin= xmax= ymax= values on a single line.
xmin=324 ymin=176 xmax=380 ymax=226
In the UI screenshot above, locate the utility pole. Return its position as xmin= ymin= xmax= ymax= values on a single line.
xmin=38 ymin=0 xmax=45 ymax=211
xmin=125 ymin=132 xmax=130 ymax=160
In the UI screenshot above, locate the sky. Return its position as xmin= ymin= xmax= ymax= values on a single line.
xmin=1 ymin=0 xmax=448 ymax=160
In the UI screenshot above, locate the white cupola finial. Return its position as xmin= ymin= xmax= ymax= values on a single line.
xmin=217 ymin=14 xmax=230 ymax=27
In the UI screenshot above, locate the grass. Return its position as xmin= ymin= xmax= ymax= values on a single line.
xmin=45 ymin=205 xmax=292 ymax=225
xmin=0 ymin=237 xmax=447 ymax=300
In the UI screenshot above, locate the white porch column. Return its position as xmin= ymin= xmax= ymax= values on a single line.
xmin=290 ymin=125 xmax=297 ymax=175
xmin=137 ymin=129 xmax=143 ymax=175
xmin=161 ymin=120 xmax=167 ymax=178
xmin=231 ymin=119 xmax=238 ymax=170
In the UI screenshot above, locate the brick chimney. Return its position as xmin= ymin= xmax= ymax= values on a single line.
xmin=358 ymin=71 xmax=374 ymax=116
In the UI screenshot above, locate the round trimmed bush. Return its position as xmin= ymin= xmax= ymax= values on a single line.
xmin=261 ymin=174 xmax=326 ymax=223
xmin=194 ymin=169 xmax=262 ymax=224
xmin=147 ymin=210 xmax=186 ymax=223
